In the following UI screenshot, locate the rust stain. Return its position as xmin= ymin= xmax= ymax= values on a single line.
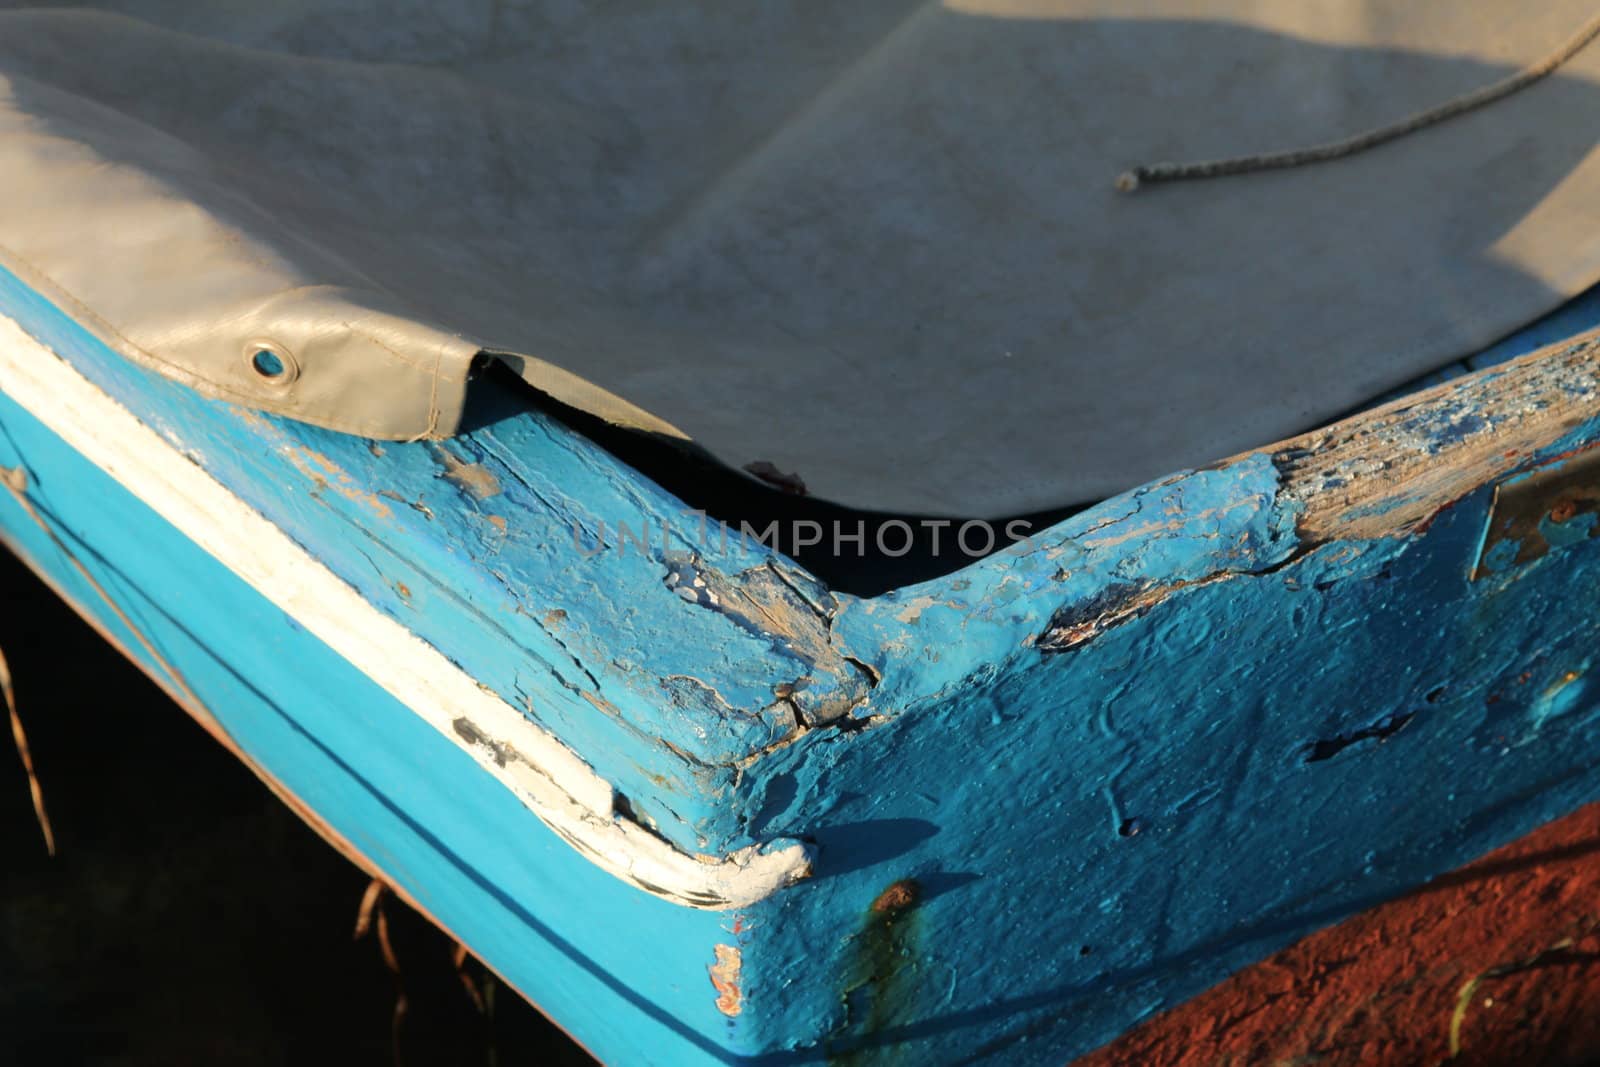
xmin=435 ymin=448 xmax=503 ymax=501
xmin=872 ymin=879 xmax=920 ymax=915
xmin=710 ymin=943 xmax=743 ymax=1017
xmin=1472 ymin=445 xmax=1600 ymax=580
xmin=487 ymin=514 xmax=508 ymax=533
xmin=1077 ymin=802 xmax=1600 ymax=1067
xmin=833 ymin=878 xmax=924 ymax=1061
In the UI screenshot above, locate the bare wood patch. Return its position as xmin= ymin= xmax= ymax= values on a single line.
xmin=1272 ymin=332 xmax=1600 ymax=542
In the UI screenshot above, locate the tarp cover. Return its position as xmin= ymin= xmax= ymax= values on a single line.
xmin=2 ymin=1 xmax=1599 ymax=516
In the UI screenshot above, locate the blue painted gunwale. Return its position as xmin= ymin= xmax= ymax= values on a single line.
xmin=0 ymin=263 xmax=837 ymax=857
xmin=0 ymin=386 xmax=750 ymax=1065
xmin=4 ymin=256 xmax=1600 ymax=1063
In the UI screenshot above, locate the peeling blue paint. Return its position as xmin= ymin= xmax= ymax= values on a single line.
xmin=5 ymin=256 xmax=1600 ymax=1065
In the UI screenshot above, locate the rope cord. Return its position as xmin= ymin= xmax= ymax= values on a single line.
xmin=1118 ymin=12 xmax=1600 ymax=193
xmin=1 ymin=466 xmax=208 ymax=714
xmin=1 ymin=637 xmax=54 ymax=856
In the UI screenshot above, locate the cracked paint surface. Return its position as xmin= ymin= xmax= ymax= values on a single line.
xmin=14 ymin=237 xmax=1600 ymax=1067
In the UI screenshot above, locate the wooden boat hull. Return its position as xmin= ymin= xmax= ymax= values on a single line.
xmin=5 ymin=257 xmax=1600 ymax=1063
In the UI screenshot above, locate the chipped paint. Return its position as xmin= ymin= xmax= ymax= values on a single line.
xmin=665 ymin=558 xmax=874 ymax=727
xmin=710 ymin=943 xmax=743 ymax=1017
xmin=433 ymin=444 xmax=503 ymax=500
xmin=377 ymin=488 xmax=436 ymax=520
xmin=283 ymin=445 xmax=394 ymax=518
xmin=893 ymin=594 xmax=954 ymax=624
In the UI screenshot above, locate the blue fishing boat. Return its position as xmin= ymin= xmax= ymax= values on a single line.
xmin=5 ymin=3 xmax=1600 ymax=1063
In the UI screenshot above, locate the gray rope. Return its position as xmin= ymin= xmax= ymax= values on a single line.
xmin=1117 ymin=11 xmax=1600 ymax=193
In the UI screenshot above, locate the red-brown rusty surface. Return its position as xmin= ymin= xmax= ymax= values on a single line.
xmin=1077 ymin=801 xmax=1600 ymax=1067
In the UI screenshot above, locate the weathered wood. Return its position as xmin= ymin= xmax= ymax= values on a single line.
xmin=1276 ymin=330 xmax=1600 ymax=542
xmin=7 ymin=246 xmax=1600 ymax=1063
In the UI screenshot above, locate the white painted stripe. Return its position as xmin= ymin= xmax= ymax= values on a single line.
xmin=0 ymin=312 xmax=811 ymax=908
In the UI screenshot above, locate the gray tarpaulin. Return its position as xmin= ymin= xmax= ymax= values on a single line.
xmin=2 ymin=2 xmax=1599 ymax=516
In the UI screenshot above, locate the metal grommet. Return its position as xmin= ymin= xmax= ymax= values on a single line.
xmin=244 ymin=339 xmax=299 ymax=387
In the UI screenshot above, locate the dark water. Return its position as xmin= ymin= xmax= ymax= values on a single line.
xmin=0 ymin=547 xmax=594 ymax=1066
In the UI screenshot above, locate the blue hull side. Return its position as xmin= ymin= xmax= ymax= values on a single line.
xmin=743 ymin=457 xmax=1600 ymax=1061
